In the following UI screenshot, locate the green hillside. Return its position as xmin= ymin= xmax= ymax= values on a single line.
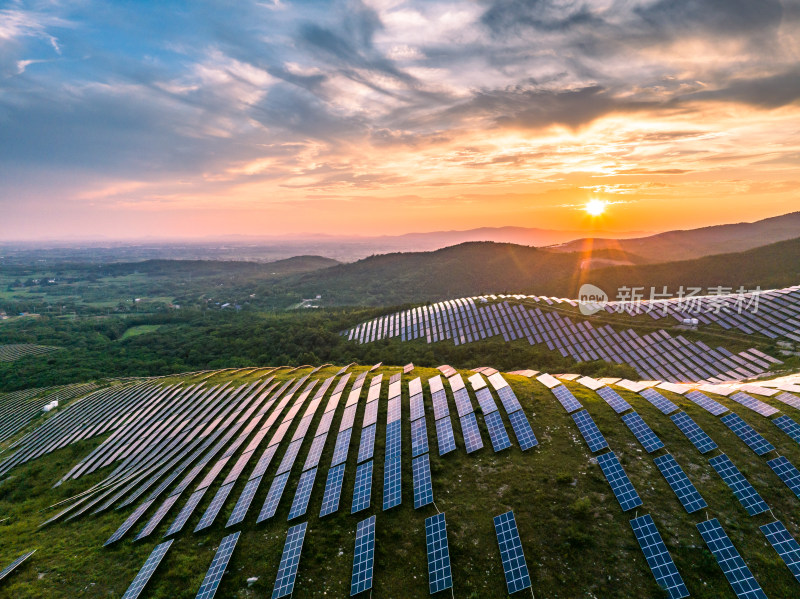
xmin=1 ymin=365 xmax=800 ymax=598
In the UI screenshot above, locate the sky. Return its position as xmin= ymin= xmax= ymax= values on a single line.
xmin=1 ymin=0 xmax=800 ymax=240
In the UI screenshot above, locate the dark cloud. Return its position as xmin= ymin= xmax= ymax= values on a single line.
xmin=678 ymin=68 xmax=800 ymax=109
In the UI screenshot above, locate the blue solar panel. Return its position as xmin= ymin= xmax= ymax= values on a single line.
xmin=250 ymin=444 xmax=279 ymax=480
xmin=653 ymin=454 xmax=707 ymax=513
xmin=767 ymin=455 xmax=800 ymax=500
xmin=257 ymin=472 xmax=290 ymax=523
xmin=412 ymin=453 xmax=434 ymax=508
xmin=0 ymin=550 xmax=35 ymax=584
xmin=622 ymin=412 xmax=664 ymax=453
xmin=385 ymin=420 xmax=402 ymax=459
xmin=409 ymin=393 xmax=425 ymax=421
xmin=226 ymin=476 xmax=261 ymax=527
xmin=729 ymin=391 xmax=779 ymax=417
xmin=552 ymin=385 xmax=582 ymax=413
xmin=331 ymin=428 xmax=353 ymax=466
xmin=339 ymin=404 xmax=358 ymax=431
xmin=195 ymin=531 xmax=240 ymax=599
xmin=760 ymin=520 xmax=800 ymax=584
xmin=434 ymin=417 xmax=456 ymax=455
xmin=696 ymin=519 xmax=767 ymax=599
xmin=105 ymin=499 xmax=155 ymax=546
xmin=709 ymin=454 xmax=769 ymax=516
xmin=773 ymin=415 xmax=800 ymax=445
xmin=387 ymin=397 xmax=401 ymax=423
xmin=410 ymin=417 xmax=429 ymax=457
xmin=357 ymin=424 xmax=376 ymax=463
xmin=452 ymin=387 xmax=475 ymax=417
xmin=474 ymin=387 xmax=499 ymax=415
xmin=639 ymin=388 xmax=678 ymax=415
xmin=122 ymin=540 xmax=173 ymax=599
xmin=362 ymin=400 xmax=379 ymax=427
xmin=484 ymin=411 xmax=512 ymax=452
xmin=271 ymin=522 xmax=307 ymax=599
xmin=572 ymin=410 xmax=608 ymax=452
xmin=431 ymin=390 xmax=450 ymax=420
xmin=319 ymin=463 xmax=346 ymax=517
xmin=303 ymin=434 xmax=327 ymax=471
xmin=493 ymin=511 xmax=531 ymax=594
xmin=136 ymin=494 xmax=180 ymax=541
xmin=459 ymin=412 xmax=484 ymax=453
xmin=721 ymin=413 xmax=775 ymax=456
xmin=195 ymin=481 xmax=235 ymax=532
xmin=685 ymin=390 xmax=728 ymax=416
xmin=507 ymin=409 xmax=538 ymax=451
xmin=351 ymin=516 xmax=376 ymax=596
xmin=288 ymin=467 xmax=317 ymax=520
xmin=382 ymin=455 xmax=402 ymax=510
xmin=495 ymin=385 xmax=523 ymax=414
xmin=425 ymin=513 xmax=453 ymax=594
xmin=670 ymin=411 xmax=717 ymax=454
xmin=596 ymin=386 xmax=632 ymax=414
xmin=629 ymin=515 xmax=689 ymax=599
xmin=596 ymin=451 xmax=643 ymax=512
xmin=351 ymin=460 xmax=373 ymax=513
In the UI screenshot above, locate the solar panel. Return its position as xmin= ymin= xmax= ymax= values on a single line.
xmin=552 ymin=385 xmax=582 ymax=413
xmin=596 ymin=386 xmax=632 ymax=414
xmin=709 ymin=454 xmax=769 ymax=516
xmin=320 ymin=463 xmax=346 ymax=517
xmin=357 ymin=424 xmax=376 ymax=463
xmin=596 ymin=451 xmax=643 ymax=511
xmin=495 ymin=385 xmax=523 ymax=414
xmin=430 ymin=390 xmax=450 ymax=420
xmin=352 ymin=460 xmax=373 ymax=513
xmin=670 ymin=411 xmax=717 ymax=454
xmin=195 ymin=531 xmax=240 ymax=599
xmin=760 ymin=520 xmax=800 ymax=584
xmin=720 ymin=413 xmax=775 ymax=456
xmin=257 ymin=472 xmax=291 ymax=523
xmin=507 ymin=410 xmax=538 ymax=450
xmin=387 ymin=397 xmax=401 ymax=423
xmin=459 ymin=412 xmax=484 ymax=453
xmin=474 ymin=388 xmax=499 ymax=415
xmin=685 ymin=390 xmax=728 ymax=416
xmin=653 ymin=454 xmax=707 ymax=513
xmin=288 ymin=467 xmax=317 ymax=520
xmin=696 ymin=519 xmax=767 ymax=599
xmin=410 ymin=417 xmax=429 ymax=457
xmin=412 ymin=453 xmax=434 ymax=508
xmin=122 ymin=540 xmax=173 ymax=599
xmin=425 ymin=513 xmax=453 ymax=594
xmin=382 ymin=455 xmax=402 ymax=510
xmin=409 ymin=394 xmax=425 ymax=421
xmin=773 ymin=415 xmax=800 ymax=445
xmin=226 ymin=476 xmax=261 ymax=527
xmin=0 ymin=549 xmax=35 ymax=584
xmin=434 ymin=417 xmax=456 ymax=455
xmin=729 ymin=391 xmax=779 ymax=417
xmin=195 ymin=481 xmax=235 ymax=532
xmin=484 ymin=411 xmax=512 ymax=452
xmin=350 ymin=515 xmax=376 ymax=596
xmin=250 ymin=444 xmax=279 ymax=480
xmin=622 ymin=412 xmax=665 ymax=453
xmin=767 ymin=455 xmax=800 ymax=500
xmin=136 ymin=494 xmax=180 ymax=541
xmin=639 ymin=388 xmax=678 ymax=415
xmin=105 ymin=499 xmax=155 ymax=546
xmin=303 ymin=434 xmax=327 ymax=471
xmin=276 ymin=439 xmax=303 ymax=475
xmin=385 ymin=420 xmax=402 ymax=459
xmin=493 ymin=511 xmax=531 ymax=594
xmin=362 ymin=400 xmax=379 ymax=427
xmin=331 ymin=427 xmax=353 ymax=466
xmin=629 ymin=515 xmax=689 ymax=599
xmin=271 ymin=522 xmax=307 ymax=599
xmin=572 ymin=410 xmax=609 ymax=452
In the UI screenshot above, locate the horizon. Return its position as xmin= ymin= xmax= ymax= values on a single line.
xmin=3 ymin=1 xmax=800 ymax=240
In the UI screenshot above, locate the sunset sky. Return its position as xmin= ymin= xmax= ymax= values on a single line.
xmin=2 ymin=0 xmax=799 ymax=240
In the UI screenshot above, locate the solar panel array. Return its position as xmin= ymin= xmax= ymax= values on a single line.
xmin=596 ymin=386 xmax=632 ymax=414
xmin=773 ymin=415 xmax=800 ymax=445
xmin=767 ymin=455 xmax=800 ymax=500
xmin=670 ymin=411 xmax=718 ymax=454
xmin=685 ymin=390 xmax=728 ymax=416
xmin=729 ymin=391 xmax=780 ymax=417
xmin=621 ymin=412 xmax=665 ymax=453
xmin=696 ymin=519 xmax=767 ymax=599
xmin=629 ymin=515 xmax=689 ymax=599
xmin=412 ymin=453 xmax=434 ymax=508
xmin=272 ymin=522 xmax=307 ymax=599
xmin=351 ymin=461 xmax=373 ymax=513
xmin=596 ymin=451 xmax=643 ymax=511
xmin=720 ymin=413 xmax=776 ymax=456
xmin=572 ymin=410 xmax=609 ymax=452
xmin=653 ymin=454 xmax=707 ymax=513
xmin=351 ymin=516 xmax=376 ymax=596
xmin=425 ymin=513 xmax=453 ymax=594
xmin=552 ymin=384 xmax=582 ymax=413
xmin=343 ymin=292 xmax=787 ymax=382
xmin=429 ymin=376 xmax=456 ymax=456
xmin=639 ymin=388 xmax=679 ymax=415
xmin=196 ymin=531 xmax=240 ymax=599
xmin=121 ymin=540 xmax=173 ymax=599
xmin=709 ymin=454 xmax=769 ymax=516
xmin=760 ymin=520 xmax=800 ymax=584
xmin=493 ymin=511 xmax=531 ymax=594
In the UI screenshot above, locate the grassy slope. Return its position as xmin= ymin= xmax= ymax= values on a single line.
xmin=2 ymin=366 xmax=800 ymax=597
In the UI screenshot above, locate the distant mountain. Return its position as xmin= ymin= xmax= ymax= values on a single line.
xmin=549 ymin=211 xmax=800 ymax=262
xmin=288 ymin=236 xmax=800 ymax=306
xmin=100 ymin=255 xmax=340 ymax=277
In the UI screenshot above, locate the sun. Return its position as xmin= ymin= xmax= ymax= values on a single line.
xmin=585 ymin=199 xmax=607 ymax=216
